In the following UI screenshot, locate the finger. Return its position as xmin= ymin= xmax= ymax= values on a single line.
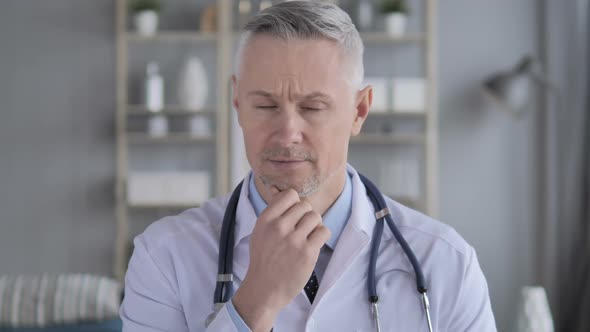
xmin=268 ymin=187 xmax=297 ymax=205
xmin=260 ymin=189 xmax=300 ymax=221
xmin=307 ymin=225 xmax=331 ymax=248
xmin=281 ymin=201 xmax=314 ymax=229
xmin=294 ymin=211 xmax=322 ymax=237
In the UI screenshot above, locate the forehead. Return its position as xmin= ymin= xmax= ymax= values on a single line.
xmin=238 ymin=34 xmax=350 ymax=93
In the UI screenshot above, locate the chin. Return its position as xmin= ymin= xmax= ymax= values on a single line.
xmin=258 ymin=172 xmax=320 ymax=197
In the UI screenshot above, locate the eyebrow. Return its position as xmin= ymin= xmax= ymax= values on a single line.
xmin=246 ymin=90 xmax=333 ymax=102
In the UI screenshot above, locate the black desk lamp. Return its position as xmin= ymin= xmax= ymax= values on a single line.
xmin=483 ymin=55 xmax=559 ymax=118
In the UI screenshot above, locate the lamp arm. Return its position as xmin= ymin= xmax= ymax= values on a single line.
xmin=530 ymin=71 xmax=560 ymax=95
xmin=529 ymin=71 xmax=562 ymax=114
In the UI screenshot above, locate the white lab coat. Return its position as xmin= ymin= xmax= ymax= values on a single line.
xmin=120 ymin=165 xmax=497 ymax=331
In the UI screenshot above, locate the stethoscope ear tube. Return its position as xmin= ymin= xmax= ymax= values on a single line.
xmin=358 ymin=174 xmax=428 ymax=294
xmin=214 ymin=181 xmax=244 ymax=304
xmin=383 ymin=213 xmax=427 ymax=293
xmin=366 ymin=181 xmax=384 ymax=303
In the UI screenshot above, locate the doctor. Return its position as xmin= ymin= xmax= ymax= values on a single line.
xmin=120 ymin=1 xmax=497 ymax=331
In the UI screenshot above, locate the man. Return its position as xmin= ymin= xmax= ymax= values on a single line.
xmin=120 ymin=1 xmax=497 ymax=331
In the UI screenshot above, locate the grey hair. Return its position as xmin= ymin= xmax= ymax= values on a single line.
xmin=233 ymin=0 xmax=365 ymax=88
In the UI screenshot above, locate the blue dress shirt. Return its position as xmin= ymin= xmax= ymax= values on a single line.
xmin=226 ymin=171 xmax=353 ymax=331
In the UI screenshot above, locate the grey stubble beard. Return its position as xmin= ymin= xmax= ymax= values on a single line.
xmin=258 ymin=146 xmax=320 ymax=197
xmin=259 ymin=172 xmax=320 ymax=197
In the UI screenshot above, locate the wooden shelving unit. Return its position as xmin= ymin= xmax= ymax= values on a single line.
xmin=126 ymin=31 xmax=218 ymax=43
xmin=127 ymin=133 xmax=215 ymax=144
xmin=350 ymin=133 xmax=425 ymax=145
xmin=127 ymin=202 xmax=201 ymax=209
xmin=114 ymin=0 xmax=438 ymax=283
xmin=360 ymin=32 xmax=425 ymax=43
xmin=367 ymin=110 xmax=427 ymax=117
xmin=126 ymin=105 xmax=217 ymax=115
xmin=114 ymin=0 xmax=233 ymax=282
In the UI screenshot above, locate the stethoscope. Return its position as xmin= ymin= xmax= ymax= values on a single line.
xmin=208 ymin=173 xmax=434 ymax=332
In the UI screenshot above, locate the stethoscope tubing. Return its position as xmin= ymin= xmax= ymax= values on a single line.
xmin=213 ymin=174 xmax=433 ymax=332
xmin=359 ymin=173 xmax=427 ymax=295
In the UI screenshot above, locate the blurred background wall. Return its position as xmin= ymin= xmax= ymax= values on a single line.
xmin=0 ymin=1 xmax=552 ymax=331
xmin=439 ymin=2 xmax=540 ymax=331
xmin=0 ymin=1 xmax=117 ymax=274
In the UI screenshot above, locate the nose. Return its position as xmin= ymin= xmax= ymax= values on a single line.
xmin=273 ymin=107 xmax=304 ymax=147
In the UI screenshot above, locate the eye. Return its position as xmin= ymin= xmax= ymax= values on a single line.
xmin=300 ymin=102 xmax=325 ymax=111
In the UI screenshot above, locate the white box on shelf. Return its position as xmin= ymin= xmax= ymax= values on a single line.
xmin=363 ymin=77 xmax=389 ymax=112
xmin=127 ymin=171 xmax=210 ymax=206
xmin=148 ymin=115 xmax=168 ymax=137
xmin=391 ymin=78 xmax=426 ymax=112
xmin=188 ymin=116 xmax=212 ymax=137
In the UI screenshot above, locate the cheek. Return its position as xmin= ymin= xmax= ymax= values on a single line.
xmin=312 ymin=117 xmax=352 ymax=161
xmin=241 ymin=127 xmax=264 ymax=163
xmin=243 ymin=130 xmax=264 ymax=153
xmin=313 ymin=111 xmax=354 ymax=140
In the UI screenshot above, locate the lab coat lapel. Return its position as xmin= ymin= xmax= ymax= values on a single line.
xmin=231 ymin=172 xmax=258 ymax=283
xmin=310 ymin=167 xmax=374 ymax=313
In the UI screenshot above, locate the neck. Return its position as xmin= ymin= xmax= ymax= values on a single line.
xmin=254 ymin=164 xmax=348 ymax=216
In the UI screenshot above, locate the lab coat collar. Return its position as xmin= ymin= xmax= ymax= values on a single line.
xmin=344 ymin=163 xmax=375 ymax=237
xmin=231 ymin=175 xmax=257 ymax=282
xmin=233 ymin=171 xmax=258 ymax=248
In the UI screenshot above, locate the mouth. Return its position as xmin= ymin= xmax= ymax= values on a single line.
xmin=269 ymin=158 xmax=306 ymax=163
xmin=267 ymin=159 xmax=308 ymax=169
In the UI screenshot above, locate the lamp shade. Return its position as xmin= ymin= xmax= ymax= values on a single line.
xmin=483 ymin=56 xmax=537 ymax=117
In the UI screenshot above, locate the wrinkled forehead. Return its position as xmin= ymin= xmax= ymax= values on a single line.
xmin=237 ymin=34 xmax=351 ymax=93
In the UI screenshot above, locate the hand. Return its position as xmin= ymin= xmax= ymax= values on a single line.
xmin=232 ymin=188 xmax=331 ymax=332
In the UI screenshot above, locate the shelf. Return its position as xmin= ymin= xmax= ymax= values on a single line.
xmin=126 ymin=105 xmax=217 ymax=116
xmin=128 ymin=202 xmax=201 ymax=209
xmin=230 ymin=32 xmax=425 ymax=44
xmin=126 ymin=31 xmax=217 ymax=43
xmin=360 ymin=32 xmax=425 ymax=43
xmin=368 ymin=110 xmax=427 ymax=117
xmin=388 ymin=195 xmax=423 ymax=209
xmin=127 ymin=133 xmax=215 ymax=144
xmin=350 ymin=133 xmax=425 ymax=145
xmin=129 ymin=109 xmax=424 ymax=117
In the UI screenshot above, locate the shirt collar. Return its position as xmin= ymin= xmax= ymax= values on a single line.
xmin=247 ymin=171 xmax=353 ymax=250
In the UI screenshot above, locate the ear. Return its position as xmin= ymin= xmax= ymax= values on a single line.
xmin=231 ymin=75 xmax=242 ymax=127
xmin=351 ymin=85 xmax=372 ymax=136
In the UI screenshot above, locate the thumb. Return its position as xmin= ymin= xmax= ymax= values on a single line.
xmin=269 ymin=186 xmax=280 ymax=197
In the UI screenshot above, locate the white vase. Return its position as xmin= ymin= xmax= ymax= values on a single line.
xmin=178 ymin=56 xmax=209 ymax=111
xmin=516 ymin=286 xmax=554 ymax=332
xmin=356 ymin=0 xmax=374 ymax=32
xmin=144 ymin=62 xmax=164 ymax=112
xmin=384 ymin=13 xmax=407 ymax=37
xmin=134 ymin=10 xmax=159 ymax=36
